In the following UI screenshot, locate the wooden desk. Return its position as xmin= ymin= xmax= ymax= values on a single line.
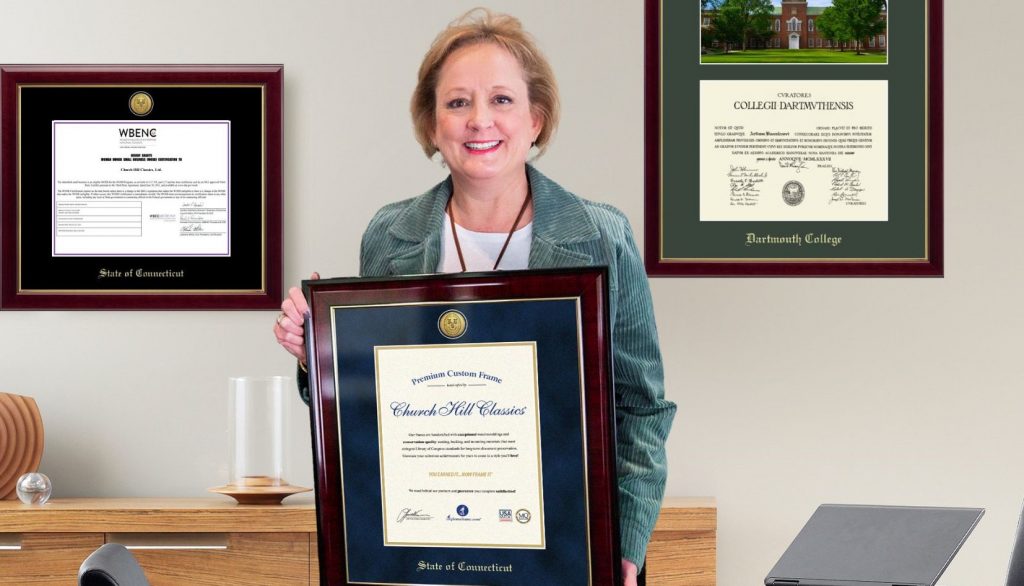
xmin=0 ymin=497 xmax=715 ymax=585
xmin=648 ymin=497 xmax=717 ymax=585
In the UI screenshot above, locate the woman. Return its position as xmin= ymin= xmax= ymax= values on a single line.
xmin=274 ymin=10 xmax=675 ymax=585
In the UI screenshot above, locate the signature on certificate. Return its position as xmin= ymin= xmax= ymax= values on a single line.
xmin=727 ymin=165 xmax=767 ymax=179
xmin=830 ymin=167 xmax=865 ymax=204
xmin=778 ymin=157 xmax=808 ymax=172
xmin=728 ymin=165 xmax=766 ymax=201
xmin=397 ymin=508 xmax=433 ymax=523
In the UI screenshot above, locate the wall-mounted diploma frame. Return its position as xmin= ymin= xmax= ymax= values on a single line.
xmin=304 ymin=268 xmax=621 ymax=586
xmin=645 ymin=0 xmax=942 ymax=276
xmin=0 ymin=65 xmax=282 ymax=308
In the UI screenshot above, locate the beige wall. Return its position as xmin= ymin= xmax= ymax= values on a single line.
xmin=0 ymin=0 xmax=1010 ymax=583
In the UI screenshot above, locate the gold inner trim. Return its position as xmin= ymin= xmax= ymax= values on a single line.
xmin=374 ymin=342 xmax=546 ymax=550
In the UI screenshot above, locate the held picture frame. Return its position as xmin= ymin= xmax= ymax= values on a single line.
xmin=645 ymin=0 xmax=943 ymax=276
xmin=304 ymin=268 xmax=621 ymax=586
xmin=0 ymin=65 xmax=282 ymax=309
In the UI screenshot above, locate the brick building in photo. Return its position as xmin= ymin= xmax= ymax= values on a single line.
xmin=702 ymin=0 xmax=888 ymax=51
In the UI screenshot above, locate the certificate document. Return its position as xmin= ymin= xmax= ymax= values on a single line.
xmin=374 ymin=342 xmax=545 ymax=549
xmin=52 ymin=121 xmax=230 ymax=257
xmin=700 ymin=80 xmax=888 ymax=222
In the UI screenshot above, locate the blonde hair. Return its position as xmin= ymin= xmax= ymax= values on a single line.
xmin=410 ymin=8 xmax=560 ymax=159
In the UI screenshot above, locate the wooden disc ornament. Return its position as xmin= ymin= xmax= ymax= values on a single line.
xmin=209 ymin=475 xmax=311 ymax=505
xmin=0 ymin=393 xmax=45 ymax=500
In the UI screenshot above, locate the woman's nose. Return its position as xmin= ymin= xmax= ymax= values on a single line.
xmin=468 ymin=103 xmax=493 ymax=130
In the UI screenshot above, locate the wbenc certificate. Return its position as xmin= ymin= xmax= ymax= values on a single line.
xmin=700 ymin=80 xmax=888 ymax=222
xmin=374 ymin=342 xmax=545 ymax=549
xmin=52 ymin=121 xmax=230 ymax=257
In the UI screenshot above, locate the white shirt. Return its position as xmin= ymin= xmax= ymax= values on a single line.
xmin=437 ymin=219 xmax=533 ymax=273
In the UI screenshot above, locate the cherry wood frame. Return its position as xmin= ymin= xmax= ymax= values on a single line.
xmin=304 ymin=268 xmax=620 ymax=586
xmin=644 ymin=0 xmax=943 ymax=276
xmin=0 ymin=65 xmax=282 ymax=309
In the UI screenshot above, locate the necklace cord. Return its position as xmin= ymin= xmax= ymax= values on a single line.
xmin=447 ymin=188 xmax=532 ymax=272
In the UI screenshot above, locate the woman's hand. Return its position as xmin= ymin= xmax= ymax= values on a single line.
xmin=273 ymin=272 xmax=320 ymax=365
xmin=622 ymin=558 xmax=638 ymax=586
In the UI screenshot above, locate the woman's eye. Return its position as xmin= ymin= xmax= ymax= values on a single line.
xmin=446 ymin=98 xmax=469 ymax=109
xmin=493 ymin=95 xmax=513 ymax=105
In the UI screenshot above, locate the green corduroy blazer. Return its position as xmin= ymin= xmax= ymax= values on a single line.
xmin=302 ymin=165 xmax=676 ymax=567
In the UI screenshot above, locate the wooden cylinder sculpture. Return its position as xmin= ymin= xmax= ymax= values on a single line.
xmin=0 ymin=393 xmax=44 ymax=500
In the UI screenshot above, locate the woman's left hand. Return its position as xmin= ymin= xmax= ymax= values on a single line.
xmin=622 ymin=559 xmax=638 ymax=586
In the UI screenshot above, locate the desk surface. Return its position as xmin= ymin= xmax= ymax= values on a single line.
xmin=0 ymin=498 xmax=317 ymax=532
xmin=0 ymin=496 xmax=715 ymax=534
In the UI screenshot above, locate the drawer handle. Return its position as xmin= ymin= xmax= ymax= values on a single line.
xmin=0 ymin=534 xmax=21 ymax=551
xmin=108 ymin=533 xmax=228 ymax=550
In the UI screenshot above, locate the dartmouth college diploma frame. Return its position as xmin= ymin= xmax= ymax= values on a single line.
xmin=305 ymin=268 xmax=621 ymax=586
xmin=645 ymin=0 xmax=942 ymax=276
xmin=0 ymin=66 xmax=282 ymax=308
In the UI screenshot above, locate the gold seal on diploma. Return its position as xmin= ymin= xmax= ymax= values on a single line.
xmin=438 ymin=310 xmax=467 ymax=339
xmin=129 ymin=91 xmax=154 ymax=116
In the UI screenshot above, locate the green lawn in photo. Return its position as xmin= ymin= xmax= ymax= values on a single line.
xmin=701 ymin=49 xmax=887 ymax=64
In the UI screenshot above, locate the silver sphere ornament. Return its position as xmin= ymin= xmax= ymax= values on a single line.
xmin=16 ymin=472 xmax=52 ymax=505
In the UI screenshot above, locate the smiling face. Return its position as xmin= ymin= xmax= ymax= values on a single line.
xmin=432 ymin=42 xmax=542 ymax=188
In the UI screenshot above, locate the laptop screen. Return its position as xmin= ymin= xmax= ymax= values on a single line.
xmin=766 ymin=504 xmax=984 ymax=586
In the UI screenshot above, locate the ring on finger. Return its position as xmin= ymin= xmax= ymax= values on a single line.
xmin=277 ymin=313 xmax=287 ymax=326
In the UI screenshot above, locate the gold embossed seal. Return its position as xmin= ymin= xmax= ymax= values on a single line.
xmin=438 ymin=310 xmax=467 ymax=339
xmin=129 ymin=91 xmax=154 ymax=116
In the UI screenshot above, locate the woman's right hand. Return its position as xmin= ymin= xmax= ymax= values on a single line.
xmin=273 ymin=272 xmax=320 ymax=366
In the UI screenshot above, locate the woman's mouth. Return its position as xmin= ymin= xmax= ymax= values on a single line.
xmin=464 ymin=140 xmax=501 ymax=154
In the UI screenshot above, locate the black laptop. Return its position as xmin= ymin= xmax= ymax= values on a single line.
xmin=765 ymin=504 xmax=984 ymax=586
xmin=1006 ymin=502 xmax=1024 ymax=586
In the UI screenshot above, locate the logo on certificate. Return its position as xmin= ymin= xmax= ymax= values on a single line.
xmin=129 ymin=91 xmax=154 ymax=117
xmin=499 ymin=508 xmax=513 ymax=522
xmin=447 ymin=504 xmax=480 ymax=521
xmin=782 ymin=180 xmax=805 ymax=206
xmin=516 ymin=509 xmax=532 ymax=524
xmin=438 ymin=310 xmax=467 ymax=339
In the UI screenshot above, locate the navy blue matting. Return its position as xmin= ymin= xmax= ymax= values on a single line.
xmin=332 ymin=298 xmax=591 ymax=585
